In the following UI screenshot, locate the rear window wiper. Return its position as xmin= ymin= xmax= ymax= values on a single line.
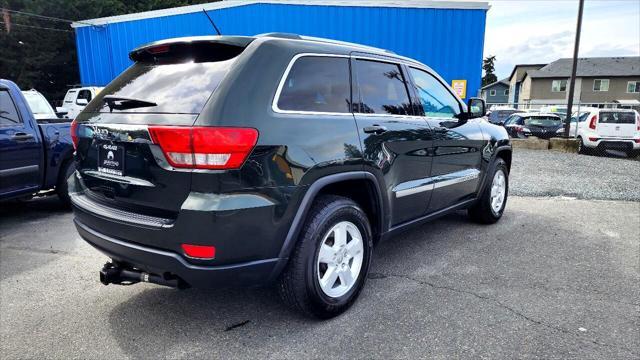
xmin=102 ymin=95 xmax=157 ymax=111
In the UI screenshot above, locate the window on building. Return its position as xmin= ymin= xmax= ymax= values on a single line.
xmin=489 ymin=89 xmax=496 ymax=96
xmin=593 ymin=79 xmax=609 ymax=92
xmin=0 ymin=90 xmax=21 ymax=126
xmin=355 ymin=59 xmax=412 ymax=115
xmin=627 ymin=81 xmax=640 ymax=93
xmin=277 ymin=56 xmax=351 ymax=113
xmin=551 ymin=80 xmax=567 ymax=92
xmin=504 ymin=89 xmax=509 ymax=96
xmin=408 ymin=67 xmax=461 ymax=118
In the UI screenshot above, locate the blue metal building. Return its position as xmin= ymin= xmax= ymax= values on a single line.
xmin=72 ymin=0 xmax=488 ymax=99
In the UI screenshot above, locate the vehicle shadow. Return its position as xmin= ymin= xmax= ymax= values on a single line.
xmin=0 ymin=196 xmax=70 ymax=223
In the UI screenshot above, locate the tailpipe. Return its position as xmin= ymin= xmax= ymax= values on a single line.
xmin=99 ymin=262 xmax=186 ymax=288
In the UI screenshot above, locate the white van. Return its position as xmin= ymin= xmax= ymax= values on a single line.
xmin=62 ymin=86 xmax=103 ymax=119
xmin=569 ymin=108 xmax=640 ymax=156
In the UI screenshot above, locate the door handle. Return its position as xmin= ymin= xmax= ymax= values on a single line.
xmin=363 ymin=125 xmax=387 ymax=134
xmin=11 ymin=132 xmax=34 ymax=141
xmin=433 ymin=126 xmax=449 ymax=132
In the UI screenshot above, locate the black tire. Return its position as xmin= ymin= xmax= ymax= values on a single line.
xmin=277 ymin=195 xmax=373 ymax=319
xmin=626 ymin=149 xmax=639 ymax=158
xmin=578 ymin=137 xmax=589 ymax=155
xmin=56 ymin=159 xmax=75 ymax=208
xmin=468 ymin=158 xmax=508 ymax=224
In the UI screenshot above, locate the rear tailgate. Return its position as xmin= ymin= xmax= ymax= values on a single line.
xmin=74 ymin=38 xmax=253 ymax=218
xmin=597 ymin=111 xmax=637 ymax=138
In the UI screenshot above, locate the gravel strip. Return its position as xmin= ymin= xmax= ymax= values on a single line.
xmin=510 ymin=149 xmax=640 ymax=201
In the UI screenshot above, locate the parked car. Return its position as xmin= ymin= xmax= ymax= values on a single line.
xmin=503 ymin=112 xmax=563 ymax=139
xmin=487 ymin=107 xmax=518 ymax=125
xmin=69 ymin=34 xmax=512 ymax=318
xmin=62 ymin=86 xmax=103 ymax=119
xmin=21 ymin=89 xmax=69 ymax=120
xmin=0 ymin=79 xmax=75 ymax=205
xmin=568 ymin=108 xmax=640 ymax=156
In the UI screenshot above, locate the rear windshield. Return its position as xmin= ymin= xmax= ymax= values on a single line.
xmin=599 ymin=111 xmax=636 ymax=124
xmin=524 ymin=116 xmax=561 ymax=127
xmin=489 ymin=110 xmax=517 ymax=121
xmin=84 ymin=59 xmax=235 ymax=114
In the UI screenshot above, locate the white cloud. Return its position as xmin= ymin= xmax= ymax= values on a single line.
xmin=484 ymin=0 xmax=640 ymax=78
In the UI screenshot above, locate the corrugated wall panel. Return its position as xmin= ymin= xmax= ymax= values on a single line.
xmin=75 ymin=3 xmax=486 ymax=98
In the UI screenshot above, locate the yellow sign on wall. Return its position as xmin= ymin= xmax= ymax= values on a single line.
xmin=451 ymin=79 xmax=467 ymax=99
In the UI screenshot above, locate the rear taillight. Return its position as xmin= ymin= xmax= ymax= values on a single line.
xmin=70 ymin=119 xmax=79 ymax=149
xmin=589 ymin=115 xmax=598 ymax=130
xmin=148 ymin=126 xmax=258 ymax=170
xmin=588 ymin=137 xmax=599 ymax=142
xmin=636 ymin=113 xmax=640 ymax=131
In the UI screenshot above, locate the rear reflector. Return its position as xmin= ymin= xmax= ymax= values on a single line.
xmin=70 ymin=119 xmax=79 ymax=149
xmin=148 ymin=126 xmax=258 ymax=169
xmin=588 ymin=137 xmax=599 ymax=142
xmin=181 ymin=244 xmax=216 ymax=259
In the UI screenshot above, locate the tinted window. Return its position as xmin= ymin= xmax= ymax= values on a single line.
xmin=505 ymin=115 xmax=522 ymax=125
xmin=277 ymin=56 xmax=351 ymax=113
xmin=409 ymin=68 xmax=460 ymax=118
xmin=356 ymin=60 xmax=411 ymax=115
xmin=599 ymin=111 xmax=636 ymax=124
xmin=524 ymin=116 xmax=562 ymax=127
xmin=85 ymin=58 xmax=238 ymax=114
xmin=0 ymin=91 xmax=21 ymax=126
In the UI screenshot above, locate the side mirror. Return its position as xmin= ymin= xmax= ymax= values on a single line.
xmin=55 ymin=107 xmax=69 ymax=117
xmin=467 ymin=97 xmax=486 ymax=118
xmin=76 ymin=98 xmax=88 ymax=106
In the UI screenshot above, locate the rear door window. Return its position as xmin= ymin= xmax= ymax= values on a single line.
xmin=524 ymin=116 xmax=561 ymax=127
xmin=599 ymin=111 xmax=636 ymax=124
xmin=0 ymin=91 xmax=21 ymax=126
xmin=276 ymin=56 xmax=351 ymax=113
xmin=355 ymin=60 xmax=412 ymax=115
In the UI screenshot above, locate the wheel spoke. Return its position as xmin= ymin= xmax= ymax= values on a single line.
xmin=345 ymin=239 xmax=361 ymax=257
xmin=333 ymin=223 xmax=347 ymax=247
xmin=339 ymin=268 xmax=354 ymax=287
xmin=320 ymin=265 xmax=339 ymax=289
xmin=318 ymin=243 xmax=335 ymax=264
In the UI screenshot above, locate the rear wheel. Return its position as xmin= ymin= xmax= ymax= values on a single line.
xmin=277 ymin=195 xmax=372 ymax=319
xmin=578 ymin=137 xmax=589 ymax=155
xmin=468 ymin=158 xmax=508 ymax=224
xmin=56 ymin=160 xmax=75 ymax=207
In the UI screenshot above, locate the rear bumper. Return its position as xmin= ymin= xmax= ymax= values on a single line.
xmin=75 ymin=219 xmax=279 ymax=288
xmin=583 ymin=137 xmax=640 ymax=150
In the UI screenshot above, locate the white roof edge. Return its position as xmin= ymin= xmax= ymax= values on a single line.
xmin=71 ymin=0 xmax=489 ymax=28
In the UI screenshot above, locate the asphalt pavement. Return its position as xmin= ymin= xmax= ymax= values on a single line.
xmin=1 ymin=151 xmax=639 ymax=359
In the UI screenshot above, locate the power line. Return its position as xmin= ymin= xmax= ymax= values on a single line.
xmin=4 ymin=22 xmax=73 ymax=33
xmin=1 ymin=8 xmax=96 ymax=27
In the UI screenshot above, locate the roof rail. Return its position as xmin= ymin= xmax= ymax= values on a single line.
xmin=256 ymin=32 xmax=395 ymax=55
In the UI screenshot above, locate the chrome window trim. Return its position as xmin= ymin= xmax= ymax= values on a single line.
xmin=272 ymin=53 xmax=353 ymax=117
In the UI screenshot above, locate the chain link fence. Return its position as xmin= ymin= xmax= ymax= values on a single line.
xmin=486 ymin=102 xmax=640 ymax=159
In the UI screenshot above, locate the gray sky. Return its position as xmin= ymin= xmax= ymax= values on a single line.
xmin=484 ymin=0 xmax=640 ymax=79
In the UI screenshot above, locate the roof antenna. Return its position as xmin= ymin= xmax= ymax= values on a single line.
xmin=202 ymin=9 xmax=221 ymax=35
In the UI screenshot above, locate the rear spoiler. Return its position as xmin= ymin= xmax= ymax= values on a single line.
xmin=129 ymin=36 xmax=255 ymax=62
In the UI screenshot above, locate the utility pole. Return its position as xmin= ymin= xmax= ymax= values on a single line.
xmin=564 ymin=0 xmax=585 ymax=137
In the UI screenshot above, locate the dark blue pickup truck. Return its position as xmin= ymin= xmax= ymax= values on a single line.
xmin=0 ymin=79 xmax=75 ymax=205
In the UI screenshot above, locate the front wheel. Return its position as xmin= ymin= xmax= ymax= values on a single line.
xmin=468 ymin=158 xmax=509 ymax=224
xmin=277 ymin=195 xmax=373 ymax=319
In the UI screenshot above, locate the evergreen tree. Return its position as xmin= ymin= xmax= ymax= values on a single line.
xmin=481 ymin=55 xmax=497 ymax=87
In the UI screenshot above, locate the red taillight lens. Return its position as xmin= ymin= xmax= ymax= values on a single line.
xmin=588 ymin=137 xmax=599 ymax=142
xmin=636 ymin=114 xmax=640 ymax=131
xmin=589 ymin=115 xmax=598 ymax=130
xmin=70 ymin=119 xmax=79 ymax=149
xmin=148 ymin=126 xmax=258 ymax=169
xmin=147 ymin=45 xmax=170 ymax=55
xmin=181 ymin=244 xmax=216 ymax=259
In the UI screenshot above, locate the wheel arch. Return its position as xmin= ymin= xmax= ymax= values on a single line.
xmin=268 ymin=171 xmax=386 ymax=282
